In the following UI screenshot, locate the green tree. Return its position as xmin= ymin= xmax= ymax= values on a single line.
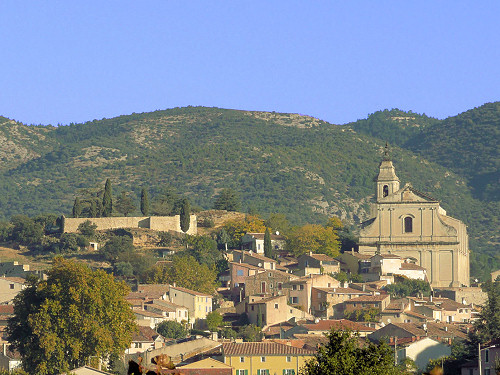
xmin=100 ymin=236 xmax=135 ymax=263
xmin=151 ymin=186 xmax=180 ymax=216
xmin=157 ymin=320 xmax=188 ymax=339
xmin=301 ymin=329 xmax=402 ymax=375
xmin=474 ymin=279 xmax=500 ymax=342
xmin=206 ymin=311 xmax=223 ymax=332
xmin=0 ymin=221 xmax=13 ymax=242
xmin=102 ymin=179 xmax=113 ymax=217
xmin=140 ymin=187 xmax=150 ymax=216
xmin=147 ymin=255 xmax=218 ymax=294
xmin=77 ymin=220 xmax=97 ymax=238
xmin=263 ymin=227 xmax=273 ymax=259
xmin=186 ymin=235 xmax=221 ymax=267
xmin=10 ymin=215 xmax=44 ymax=246
xmin=72 ymin=197 xmax=82 ymax=218
xmin=180 ymin=198 xmax=191 ymax=233
xmin=285 ymin=224 xmax=340 ymax=257
xmin=7 ymin=258 xmax=136 ymax=375
xmin=384 ymin=278 xmax=432 ymax=298
xmin=113 ymin=261 xmax=134 ymax=277
xmin=238 ymin=324 xmax=263 ymax=342
xmin=216 ymin=228 xmax=230 ymax=251
xmin=213 ymin=188 xmax=240 ymax=211
xmin=89 ymin=199 xmax=99 ymax=218
xmin=264 ymin=213 xmax=291 ymax=236
xmin=115 ymin=191 xmax=136 ymax=217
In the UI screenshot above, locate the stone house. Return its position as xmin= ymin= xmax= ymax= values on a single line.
xmin=0 ymin=277 xmax=25 ymax=304
xmin=311 ymin=286 xmax=372 ymax=318
xmin=336 ymin=251 xmax=372 ymax=275
xmin=242 ymin=295 xmax=313 ymax=328
xmin=363 ymin=254 xmax=428 ymax=283
xmin=296 ymin=252 xmax=340 ymax=276
xmin=125 ymin=326 xmax=166 ymax=354
xmin=232 ymin=250 xmax=277 ymax=270
xmin=229 ymin=262 xmax=265 ymax=302
xmin=285 ymin=274 xmax=339 ymax=314
xmin=343 ymin=293 xmax=391 ymax=318
xmin=368 ymin=322 xmax=468 ymax=345
xmin=241 ymin=232 xmax=286 ymax=254
xmin=408 ymin=296 xmax=473 ymax=323
xmin=244 ymin=269 xmax=298 ymax=298
xmin=396 ymin=337 xmax=451 ymax=371
xmin=169 ymin=285 xmax=213 ymax=321
xmin=133 ymin=309 xmax=166 ymax=329
xmin=380 ymin=299 xmax=430 ymax=325
xmin=221 ymin=342 xmax=315 ymax=375
xmin=144 ymin=299 xmax=189 ymax=323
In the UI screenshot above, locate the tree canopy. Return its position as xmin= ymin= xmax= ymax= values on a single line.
xmin=286 ymin=223 xmax=340 ymax=257
xmin=7 ymin=258 xmax=136 ymax=375
xmin=301 ymin=329 xmax=402 ymax=375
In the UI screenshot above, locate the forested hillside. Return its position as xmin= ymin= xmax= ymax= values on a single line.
xmin=0 ymin=104 xmax=498 ymax=279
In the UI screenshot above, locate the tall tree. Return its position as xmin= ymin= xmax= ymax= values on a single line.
xmin=7 ymin=258 xmax=136 ymax=375
xmin=102 ymin=179 xmax=113 ymax=217
xmin=72 ymin=197 xmax=82 ymax=218
xmin=179 ymin=198 xmax=191 ymax=233
xmin=264 ymin=227 xmax=273 ymax=259
xmin=301 ymin=329 xmax=402 ymax=375
xmin=115 ymin=191 xmax=136 ymax=217
xmin=474 ymin=279 xmax=500 ymax=342
xmin=140 ymin=187 xmax=150 ymax=216
xmin=213 ymin=188 xmax=240 ymax=211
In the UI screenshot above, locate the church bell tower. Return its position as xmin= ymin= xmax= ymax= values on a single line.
xmin=375 ymin=143 xmax=400 ymax=201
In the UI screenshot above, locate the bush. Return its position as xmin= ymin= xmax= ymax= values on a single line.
xmin=157 ymin=320 xmax=188 ymax=339
xmin=78 ymin=220 xmax=97 ymax=238
xmin=198 ymin=218 xmax=215 ymax=228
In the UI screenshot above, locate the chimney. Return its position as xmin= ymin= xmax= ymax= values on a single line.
xmin=362 ymin=284 xmax=366 ymax=292
xmin=3 ymin=343 xmax=6 ymax=356
xmin=173 ymin=282 xmax=176 ymax=287
xmin=309 ymin=251 xmax=313 ymax=256
xmin=444 ymin=326 xmax=448 ymax=332
xmin=430 ymin=295 xmax=433 ymax=303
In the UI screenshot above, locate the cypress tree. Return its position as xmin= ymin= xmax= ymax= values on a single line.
xmin=140 ymin=188 xmax=150 ymax=216
xmin=72 ymin=198 xmax=82 ymax=218
xmin=90 ymin=199 xmax=98 ymax=218
xmin=264 ymin=227 xmax=273 ymax=259
xmin=102 ymin=179 xmax=113 ymax=217
xmin=180 ymin=198 xmax=191 ymax=233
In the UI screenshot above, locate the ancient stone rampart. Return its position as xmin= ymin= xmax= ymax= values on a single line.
xmin=62 ymin=215 xmax=197 ymax=235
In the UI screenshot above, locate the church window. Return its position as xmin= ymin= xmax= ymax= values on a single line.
xmin=404 ymin=217 xmax=413 ymax=233
xmin=383 ymin=185 xmax=389 ymax=197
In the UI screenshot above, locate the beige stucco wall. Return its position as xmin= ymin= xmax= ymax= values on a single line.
xmin=62 ymin=215 xmax=197 ymax=235
xmin=398 ymin=337 xmax=451 ymax=370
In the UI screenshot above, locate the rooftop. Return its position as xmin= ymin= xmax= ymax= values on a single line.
xmin=222 ymin=342 xmax=315 ymax=356
xmin=346 ymin=294 xmax=389 ymax=303
xmin=170 ymin=285 xmax=212 ymax=297
xmin=302 ymin=319 xmax=375 ymax=332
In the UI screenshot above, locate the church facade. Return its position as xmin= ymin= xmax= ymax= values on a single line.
xmin=358 ymin=148 xmax=470 ymax=288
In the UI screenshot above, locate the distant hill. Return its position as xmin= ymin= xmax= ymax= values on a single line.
xmin=0 ymin=104 xmax=498 ymax=279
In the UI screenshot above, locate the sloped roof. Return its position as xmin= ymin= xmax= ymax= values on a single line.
xmin=177 ymin=357 xmax=232 ymax=369
xmin=314 ymin=287 xmax=370 ymax=295
xmin=170 ymin=285 xmax=212 ymax=297
xmin=132 ymin=326 xmax=163 ymax=342
xmin=222 ymin=342 xmax=315 ymax=356
xmin=302 ymin=319 xmax=375 ymax=332
xmin=0 ymin=276 xmax=25 ymax=284
xmin=345 ymin=294 xmax=389 ymax=303
xmin=0 ymin=305 xmax=14 ymax=315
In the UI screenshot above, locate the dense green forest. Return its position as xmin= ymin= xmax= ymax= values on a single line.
xmin=0 ymin=104 xmax=498 ymax=279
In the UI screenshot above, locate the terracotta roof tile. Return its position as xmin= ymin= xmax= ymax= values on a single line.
xmin=222 ymin=342 xmax=315 ymax=356
xmin=0 ymin=305 xmax=14 ymax=315
xmin=132 ymin=326 xmax=163 ymax=342
xmin=170 ymin=285 xmax=212 ymax=297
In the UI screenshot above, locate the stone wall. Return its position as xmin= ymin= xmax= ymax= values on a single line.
xmin=62 ymin=215 xmax=197 ymax=235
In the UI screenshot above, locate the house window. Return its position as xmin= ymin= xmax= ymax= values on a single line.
xmin=251 ymin=306 xmax=254 ymax=311
xmin=257 ymin=370 xmax=269 ymax=375
xmin=269 ymin=272 xmax=272 ymax=277
xmin=484 ymin=369 xmax=490 ymax=375
xmin=10 ymin=283 xmax=14 ymax=289
xmin=275 ymin=303 xmax=279 ymax=309
xmin=261 ymin=282 xmax=266 ymax=293
xmin=239 ymin=357 xmax=245 ymax=363
xmin=261 ymin=356 xmax=266 ymax=362
xmin=286 ymin=356 xmax=292 ymax=362
xmin=278 ymin=283 xmax=282 ymax=290
xmin=404 ymin=217 xmax=413 ymax=233
xmin=299 ymin=285 xmax=304 ymax=291
xmin=237 ymin=270 xmax=244 ymax=276
xmin=236 ymin=370 xmax=247 ymax=375
xmin=383 ymin=185 xmax=389 ymax=197
xmin=485 ymin=349 xmax=489 ymax=363
xmin=290 ymin=297 xmax=298 ymax=304
xmin=292 ymin=285 xmax=297 ymax=290
xmin=284 ymin=370 xmax=295 ymax=375
xmin=318 ymin=292 xmax=322 ymax=298
xmin=134 ymin=342 xmax=142 ymax=348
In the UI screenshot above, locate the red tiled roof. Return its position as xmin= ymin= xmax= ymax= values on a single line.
xmin=134 ymin=310 xmax=164 ymax=318
xmin=302 ymin=319 xmax=375 ymax=332
xmin=306 ymin=253 xmax=336 ymax=262
xmin=0 ymin=276 xmax=25 ymax=284
xmin=132 ymin=326 xmax=163 ymax=342
xmin=222 ymin=342 xmax=315 ymax=356
xmin=0 ymin=305 xmax=15 ymax=315
xmin=314 ymin=287 xmax=370 ymax=295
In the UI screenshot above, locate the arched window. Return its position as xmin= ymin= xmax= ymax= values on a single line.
xmin=383 ymin=185 xmax=389 ymax=197
xmin=404 ymin=216 xmax=413 ymax=233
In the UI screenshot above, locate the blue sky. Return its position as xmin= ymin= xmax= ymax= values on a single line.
xmin=1 ymin=2 xmax=499 ymax=125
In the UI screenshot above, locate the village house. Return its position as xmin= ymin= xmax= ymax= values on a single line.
xmin=285 ymin=274 xmax=339 ymax=314
xmin=460 ymin=338 xmax=500 ymax=375
xmin=0 ymin=277 xmax=25 ymax=304
xmin=221 ymin=342 xmax=315 ymax=375
xmin=283 ymin=319 xmax=375 ymax=339
xmin=336 ymin=251 xmax=372 ymax=275
xmin=296 ymin=252 xmax=341 ymax=276
xmin=241 ymin=232 xmax=286 ymax=254
xmin=169 ymin=285 xmax=213 ymax=321
xmin=380 ymin=299 xmax=430 ymax=325
xmin=171 ymin=358 xmax=233 ymax=375
xmin=396 ymin=337 xmax=451 ymax=371
xmin=229 ymin=262 xmax=265 ymax=302
xmin=311 ymin=286 xmax=372 ymax=318
xmin=232 ymin=250 xmax=277 ymax=270
xmin=408 ymin=296 xmax=473 ymax=323
xmin=363 ymin=254 xmax=428 ymax=284
xmin=244 ymin=269 xmax=299 ymax=298
xmin=240 ymin=295 xmax=313 ymax=328
xmin=144 ymin=299 xmax=189 ymax=323
xmin=343 ymin=293 xmax=391 ymax=318
xmin=133 ymin=309 xmax=166 ymax=329
xmin=125 ymin=326 xmax=166 ymax=355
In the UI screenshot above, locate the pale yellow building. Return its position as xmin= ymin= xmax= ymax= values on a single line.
xmin=222 ymin=342 xmax=315 ymax=375
xmin=169 ymin=285 xmax=212 ymax=322
xmin=358 ymin=147 xmax=470 ymax=288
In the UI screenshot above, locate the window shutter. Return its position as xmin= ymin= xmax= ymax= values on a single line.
xmin=283 ymin=370 xmax=286 ymax=375
xmin=245 ymin=371 xmax=248 ymax=375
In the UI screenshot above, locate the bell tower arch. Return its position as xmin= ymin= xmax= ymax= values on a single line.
xmin=375 ymin=143 xmax=400 ymax=201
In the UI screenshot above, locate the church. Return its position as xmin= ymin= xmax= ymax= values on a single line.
xmin=358 ymin=146 xmax=470 ymax=288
